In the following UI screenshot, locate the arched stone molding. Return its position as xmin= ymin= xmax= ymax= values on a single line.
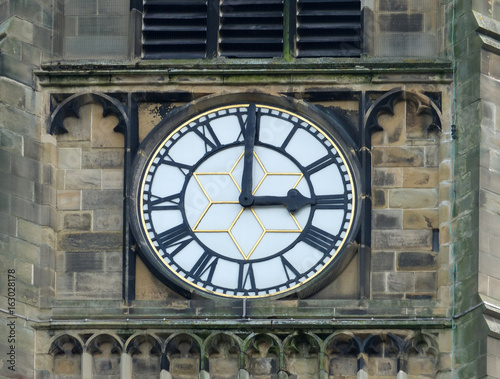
xmin=283 ymin=332 xmax=322 ymax=378
xmin=86 ymin=333 xmax=124 ymax=378
xmin=361 ymin=333 xmax=402 ymax=376
xmin=242 ymin=333 xmax=282 ymax=378
xmin=204 ymin=332 xmax=242 ymax=378
xmin=324 ymin=332 xmax=362 ymax=378
xmin=365 ymin=89 xmax=442 ymax=137
xmin=403 ymin=332 xmax=439 ymax=376
xmin=49 ymin=92 xmax=129 ymax=136
xmin=164 ymin=332 xmax=203 ymax=378
xmin=49 ymin=334 xmax=84 ymax=378
xmin=125 ymin=333 xmax=162 ymax=378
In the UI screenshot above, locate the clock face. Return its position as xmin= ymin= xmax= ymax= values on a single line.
xmin=130 ymin=99 xmax=360 ymax=299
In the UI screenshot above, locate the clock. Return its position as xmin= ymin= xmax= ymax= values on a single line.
xmin=129 ymin=94 xmax=361 ymax=299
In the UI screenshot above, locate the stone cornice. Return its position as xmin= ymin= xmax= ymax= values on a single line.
xmin=474 ymin=10 xmax=500 ymax=54
xmin=35 ymin=59 xmax=452 ymax=87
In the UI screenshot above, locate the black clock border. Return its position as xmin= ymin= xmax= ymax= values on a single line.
xmin=129 ymin=95 xmax=363 ymax=299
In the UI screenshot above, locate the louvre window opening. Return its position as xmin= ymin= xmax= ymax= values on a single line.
xmin=142 ymin=0 xmax=362 ymax=59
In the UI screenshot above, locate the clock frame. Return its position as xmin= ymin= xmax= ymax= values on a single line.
xmin=129 ymin=93 xmax=362 ymax=299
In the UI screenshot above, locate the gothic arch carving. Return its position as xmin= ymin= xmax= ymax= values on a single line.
xmin=403 ymin=332 xmax=439 ymax=375
xmin=49 ymin=92 xmax=129 ymax=136
xmin=49 ymin=334 xmax=83 ymax=377
xmin=365 ymin=89 xmax=442 ymax=136
xmin=204 ymin=332 xmax=241 ymax=377
xmin=126 ymin=333 xmax=162 ymax=376
xmin=86 ymin=333 xmax=123 ymax=377
xmin=243 ymin=333 xmax=282 ymax=377
xmin=283 ymin=333 xmax=322 ymax=377
xmin=325 ymin=332 xmax=362 ymax=377
xmin=164 ymin=332 xmax=203 ymax=376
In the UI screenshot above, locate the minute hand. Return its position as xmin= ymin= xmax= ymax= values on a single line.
xmin=239 ymin=103 xmax=257 ymax=207
xmin=252 ymin=189 xmax=316 ymax=213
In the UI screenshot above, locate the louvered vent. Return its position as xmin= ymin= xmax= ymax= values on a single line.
xmin=143 ymin=0 xmax=208 ymax=59
xmin=297 ymin=0 xmax=361 ymax=57
xmin=220 ymin=0 xmax=284 ymax=58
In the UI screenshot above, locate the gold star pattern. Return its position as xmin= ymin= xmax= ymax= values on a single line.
xmin=191 ymin=151 xmax=306 ymax=260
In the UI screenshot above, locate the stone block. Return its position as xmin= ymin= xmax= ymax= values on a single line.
xmin=403 ymin=209 xmax=439 ymax=229
xmin=403 ymin=167 xmax=438 ymax=187
xmin=398 ymin=252 xmax=437 ymax=270
xmin=379 ymin=14 xmax=423 ymax=33
xmin=93 ymin=209 xmax=122 ymax=231
xmin=18 ymin=218 xmax=55 ymax=248
xmin=64 ymin=169 xmax=101 ymax=190
xmin=372 ymin=229 xmax=433 ymax=250
xmin=372 ymin=189 xmax=387 ymax=208
xmin=58 ymin=147 xmax=81 ymax=169
xmin=371 ymin=251 xmax=395 ymax=272
xmin=371 ymin=272 xmax=386 ymax=292
xmin=425 ymin=145 xmax=440 ymax=167
xmin=372 ymin=209 xmax=403 ymax=229
xmin=1 ymin=170 xmax=34 ymax=200
xmin=82 ymin=189 xmax=122 ymax=210
xmin=387 ymin=272 xmax=415 ymax=292
xmin=58 ymin=231 xmax=122 ymax=252
xmin=34 ymin=182 xmax=56 ymax=207
xmin=102 ymin=169 xmax=123 ymax=190
xmin=82 ymin=149 xmax=123 ymax=169
xmin=57 ymin=190 xmax=81 ymax=210
xmin=65 ymin=251 xmax=105 ymax=272
xmin=12 ymin=155 xmax=42 ymax=182
xmin=74 ymin=271 xmax=121 ymax=297
xmin=372 ymin=147 xmax=425 ymax=167
xmin=0 ymin=77 xmax=26 ymax=108
xmin=104 ymin=251 xmax=122 ymax=272
xmin=0 ymin=52 xmax=34 ymax=86
xmin=378 ymin=0 xmax=407 ymax=11
xmin=0 ymin=127 xmax=23 ymax=155
xmin=372 ymin=167 xmax=403 ymax=187
xmin=388 ymin=188 xmax=438 ymax=209
xmin=62 ymin=212 xmax=92 ymax=231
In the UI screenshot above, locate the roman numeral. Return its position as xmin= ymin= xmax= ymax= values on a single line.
xmin=238 ymin=263 xmax=256 ymax=291
xmin=280 ymin=125 xmax=299 ymax=149
xmin=189 ymin=251 xmax=219 ymax=282
xmin=280 ymin=256 xmax=300 ymax=282
xmin=155 ymin=224 xmax=193 ymax=257
xmin=305 ymin=155 xmax=336 ymax=175
xmin=159 ymin=155 xmax=193 ymax=176
xmin=302 ymin=226 xmax=338 ymax=254
xmin=193 ymin=122 xmax=222 ymax=152
xmin=315 ymin=194 xmax=347 ymax=210
xmin=149 ymin=193 xmax=182 ymax=211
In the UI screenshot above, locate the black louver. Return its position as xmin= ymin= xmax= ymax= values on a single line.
xmin=296 ymin=0 xmax=361 ymax=57
xmin=220 ymin=0 xmax=284 ymax=58
xmin=143 ymin=0 xmax=208 ymax=59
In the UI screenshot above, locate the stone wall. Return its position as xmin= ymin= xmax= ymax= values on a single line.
xmin=0 ymin=1 xmax=56 ymax=378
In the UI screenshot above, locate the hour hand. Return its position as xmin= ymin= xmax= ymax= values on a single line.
xmin=252 ymin=189 xmax=315 ymax=213
xmin=239 ymin=103 xmax=257 ymax=207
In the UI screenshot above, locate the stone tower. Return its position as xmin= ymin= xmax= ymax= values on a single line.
xmin=0 ymin=0 xmax=499 ymax=378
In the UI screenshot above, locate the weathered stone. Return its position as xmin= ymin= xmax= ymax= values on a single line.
xmin=82 ymin=189 xmax=122 ymax=210
xmin=403 ymin=209 xmax=439 ymax=229
xmin=102 ymin=169 xmax=123 ymax=190
xmin=65 ymin=251 xmax=104 ymax=272
xmin=58 ymin=147 xmax=81 ymax=169
xmin=371 ymin=251 xmax=395 ymax=272
xmin=388 ymin=188 xmax=438 ymax=209
xmin=398 ymin=252 xmax=437 ymax=270
xmin=74 ymin=271 xmax=122 ymax=297
xmin=93 ymin=209 xmax=122 ymax=231
xmin=387 ymin=272 xmax=415 ymax=292
xmin=372 ymin=189 xmax=387 ymax=208
xmin=372 ymin=147 xmax=425 ymax=167
xmin=62 ymin=212 xmax=92 ymax=231
xmin=58 ymin=231 xmax=122 ymax=251
xmin=82 ymin=148 xmax=124 ymax=169
xmin=372 ymin=167 xmax=403 ymax=187
xmin=64 ymin=169 xmax=101 ymax=190
xmin=372 ymin=230 xmax=433 ymax=250
xmin=403 ymin=167 xmax=438 ymax=187
xmin=373 ymin=209 xmax=403 ymax=229
xmin=57 ymin=190 xmax=81 ymax=210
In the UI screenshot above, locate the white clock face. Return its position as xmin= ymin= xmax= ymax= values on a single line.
xmin=132 ymin=102 xmax=359 ymax=298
